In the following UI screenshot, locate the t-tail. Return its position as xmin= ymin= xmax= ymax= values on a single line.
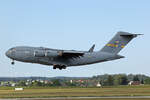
xmin=100 ymin=31 xmax=142 ymax=54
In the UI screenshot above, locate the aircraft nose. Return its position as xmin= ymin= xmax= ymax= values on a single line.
xmin=5 ymin=50 xmax=11 ymax=58
xmin=5 ymin=48 xmax=16 ymax=59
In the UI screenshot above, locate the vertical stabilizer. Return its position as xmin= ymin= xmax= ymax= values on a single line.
xmin=100 ymin=31 xmax=142 ymax=54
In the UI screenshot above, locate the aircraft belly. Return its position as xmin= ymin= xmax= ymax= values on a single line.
xmin=37 ymin=57 xmax=68 ymax=66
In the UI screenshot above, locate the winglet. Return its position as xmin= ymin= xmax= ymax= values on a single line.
xmin=89 ymin=44 xmax=95 ymax=52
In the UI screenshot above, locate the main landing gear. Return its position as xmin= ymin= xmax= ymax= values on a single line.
xmin=53 ymin=65 xmax=66 ymax=70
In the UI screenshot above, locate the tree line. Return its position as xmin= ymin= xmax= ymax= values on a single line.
xmin=2 ymin=74 xmax=150 ymax=87
xmin=92 ymin=74 xmax=150 ymax=86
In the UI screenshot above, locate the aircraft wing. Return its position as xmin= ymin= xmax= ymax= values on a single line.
xmin=58 ymin=50 xmax=84 ymax=58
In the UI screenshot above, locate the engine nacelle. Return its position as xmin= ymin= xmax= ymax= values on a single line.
xmin=45 ymin=51 xmax=60 ymax=58
xmin=34 ymin=50 xmax=63 ymax=58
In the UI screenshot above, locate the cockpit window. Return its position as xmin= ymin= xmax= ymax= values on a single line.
xmin=8 ymin=48 xmax=16 ymax=53
xmin=10 ymin=48 xmax=16 ymax=51
xmin=12 ymin=48 xmax=16 ymax=51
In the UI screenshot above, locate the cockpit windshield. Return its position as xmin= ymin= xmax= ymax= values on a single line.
xmin=8 ymin=48 xmax=16 ymax=53
xmin=10 ymin=48 xmax=16 ymax=51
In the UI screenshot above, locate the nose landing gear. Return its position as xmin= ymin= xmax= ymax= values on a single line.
xmin=11 ymin=60 xmax=15 ymax=65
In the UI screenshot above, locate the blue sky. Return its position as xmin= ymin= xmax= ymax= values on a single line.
xmin=0 ymin=0 xmax=150 ymax=77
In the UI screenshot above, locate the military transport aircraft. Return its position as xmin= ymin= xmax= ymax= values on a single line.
xmin=6 ymin=31 xmax=142 ymax=70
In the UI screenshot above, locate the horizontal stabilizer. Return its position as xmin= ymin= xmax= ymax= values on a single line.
xmin=120 ymin=34 xmax=143 ymax=38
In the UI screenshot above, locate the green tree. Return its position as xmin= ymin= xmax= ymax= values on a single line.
xmin=120 ymin=75 xmax=128 ymax=85
xmin=144 ymin=78 xmax=150 ymax=84
xmin=113 ymin=74 xmax=128 ymax=85
xmin=133 ymin=75 xmax=140 ymax=81
xmin=32 ymin=81 xmax=43 ymax=86
xmin=113 ymin=75 xmax=121 ymax=85
xmin=104 ymin=75 xmax=114 ymax=86
xmin=65 ymin=81 xmax=76 ymax=86
xmin=18 ymin=81 xmax=26 ymax=86
xmin=52 ymin=79 xmax=61 ymax=86
xmin=141 ymin=78 xmax=144 ymax=84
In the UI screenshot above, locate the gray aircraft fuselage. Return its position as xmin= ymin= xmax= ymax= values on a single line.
xmin=5 ymin=31 xmax=141 ymax=70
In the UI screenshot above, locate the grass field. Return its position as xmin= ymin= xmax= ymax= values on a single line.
xmin=0 ymin=85 xmax=150 ymax=98
xmin=27 ymin=98 xmax=150 ymax=100
xmin=20 ymin=98 xmax=150 ymax=100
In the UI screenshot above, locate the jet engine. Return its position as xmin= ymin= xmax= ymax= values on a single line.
xmin=45 ymin=51 xmax=61 ymax=57
xmin=34 ymin=50 xmax=63 ymax=58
